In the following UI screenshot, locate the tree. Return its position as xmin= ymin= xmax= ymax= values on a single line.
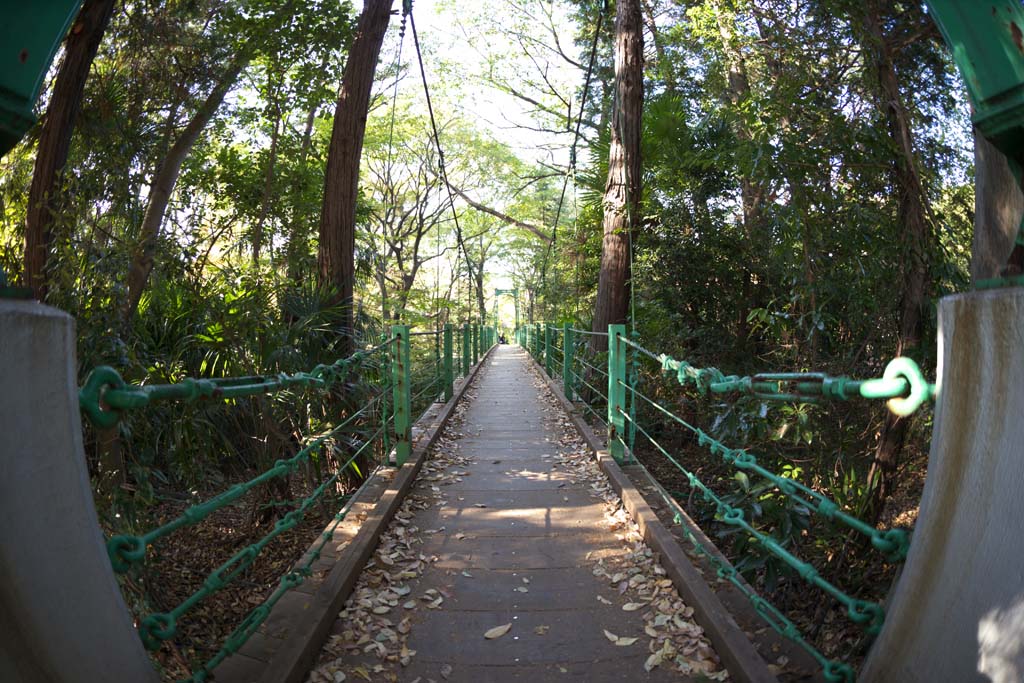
xmin=592 ymin=0 xmax=642 ymax=348
xmin=23 ymin=0 xmax=118 ymax=300
xmin=318 ymin=0 xmax=394 ymax=350
xmin=859 ymin=0 xmax=936 ymax=521
xmin=122 ymin=53 xmax=248 ymax=322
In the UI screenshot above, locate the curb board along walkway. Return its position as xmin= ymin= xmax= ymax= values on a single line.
xmin=305 ymin=345 xmax=728 ymax=683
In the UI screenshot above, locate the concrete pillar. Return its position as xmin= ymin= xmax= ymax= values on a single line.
xmin=0 ymin=300 xmax=157 ymax=682
xmin=862 ymin=289 xmax=1024 ymax=683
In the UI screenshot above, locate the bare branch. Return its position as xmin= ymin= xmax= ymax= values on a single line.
xmin=450 ymin=185 xmax=552 ymax=243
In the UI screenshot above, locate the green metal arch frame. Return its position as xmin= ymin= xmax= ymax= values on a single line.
xmin=926 ymin=1 xmax=1024 ymax=287
xmin=0 ymin=1 xmax=83 ymax=156
xmin=493 ymin=287 xmax=519 ymax=330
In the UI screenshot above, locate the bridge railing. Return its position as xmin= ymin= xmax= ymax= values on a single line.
xmin=518 ymin=322 xmax=933 ymax=682
xmin=75 ymin=321 xmax=494 ymax=681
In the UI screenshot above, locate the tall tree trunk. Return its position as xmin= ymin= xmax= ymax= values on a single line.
xmin=592 ymin=0 xmax=643 ymax=350
xmin=121 ymin=55 xmax=248 ymax=322
xmin=317 ymin=0 xmax=394 ymax=349
xmin=863 ymin=2 xmax=932 ymax=522
xmin=23 ymin=0 xmax=117 ymax=299
xmin=972 ymin=128 xmax=1024 ymax=283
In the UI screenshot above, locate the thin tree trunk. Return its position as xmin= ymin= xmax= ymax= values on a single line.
xmin=317 ymin=0 xmax=394 ymax=350
xmin=592 ymin=0 xmax=643 ymax=350
xmin=286 ymin=104 xmax=320 ymax=284
xmin=713 ymin=0 xmax=764 ymax=344
xmin=23 ymin=0 xmax=117 ymax=299
xmin=252 ymin=71 xmax=283 ymax=265
xmin=863 ymin=2 xmax=932 ymax=522
xmin=121 ymin=55 xmax=248 ymax=322
xmin=640 ymin=0 xmax=676 ymax=95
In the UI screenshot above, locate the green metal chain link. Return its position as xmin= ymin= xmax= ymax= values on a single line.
xmin=79 ymin=348 xmax=383 ymax=428
xmin=106 ymin=382 xmax=391 ymax=573
xmin=622 ymin=379 xmax=909 ymax=563
xmin=615 ymin=413 xmax=888 ymax=636
xmin=137 ymin=424 xmax=385 ymax=673
xmin=655 ymin=486 xmax=854 ymax=683
xmin=646 ymin=347 xmax=936 ymax=416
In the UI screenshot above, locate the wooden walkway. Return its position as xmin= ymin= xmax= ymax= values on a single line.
xmin=306 ymin=346 xmax=728 ymax=683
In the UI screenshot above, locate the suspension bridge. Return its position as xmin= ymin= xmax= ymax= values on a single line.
xmin=4 ymin=2 xmax=1024 ymax=683
xmin=3 ymin=297 xmax=1022 ymax=683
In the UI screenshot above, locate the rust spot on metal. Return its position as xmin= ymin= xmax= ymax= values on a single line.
xmin=18 ymin=49 xmax=27 ymax=64
xmin=1013 ymin=20 xmax=1024 ymax=54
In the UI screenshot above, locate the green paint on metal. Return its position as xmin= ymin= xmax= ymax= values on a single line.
xmin=653 ymin=483 xmax=853 ymax=682
xmin=0 ymin=1 xmax=83 ymax=155
xmin=639 ymin=340 xmax=935 ymax=416
xmin=925 ymin=1 xmax=1024 ymax=288
xmin=472 ymin=323 xmax=479 ymax=365
xmin=607 ymin=324 xmax=627 ymax=464
xmin=0 ymin=268 xmax=32 ymax=299
xmin=462 ymin=323 xmax=470 ymax=376
xmin=106 ymin=383 xmax=391 ymax=573
xmin=544 ymin=324 xmax=552 ymax=377
xmin=618 ymin=408 xmax=888 ymax=634
xmin=443 ymin=323 xmax=454 ymax=401
xmin=79 ymin=350 xmax=378 ymax=428
xmin=925 ymin=1 xmax=1024 ymax=162
xmin=392 ymin=325 xmax=411 ymax=465
xmin=563 ymin=323 xmax=574 ymax=401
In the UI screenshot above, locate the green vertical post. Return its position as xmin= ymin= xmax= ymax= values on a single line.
xmin=462 ymin=323 xmax=470 ymax=376
xmin=391 ymin=325 xmax=411 ymax=465
xmin=563 ymin=323 xmax=574 ymax=401
xmin=544 ymin=324 xmax=552 ymax=377
xmin=607 ymin=324 xmax=627 ymax=464
xmin=534 ymin=323 xmax=541 ymax=359
xmin=380 ymin=333 xmax=391 ymax=458
xmin=434 ymin=329 xmax=441 ymax=396
xmin=443 ymin=323 xmax=454 ymax=401
xmin=473 ymin=323 xmax=479 ymax=365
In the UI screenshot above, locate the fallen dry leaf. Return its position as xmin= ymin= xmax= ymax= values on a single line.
xmin=484 ymin=623 xmax=512 ymax=639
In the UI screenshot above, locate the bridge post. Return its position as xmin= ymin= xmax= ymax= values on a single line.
xmin=544 ymin=324 xmax=552 ymax=377
xmin=534 ymin=322 xmax=542 ymax=359
xmin=443 ymin=323 xmax=453 ymax=401
xmin=390 ymin=325 xmax=411 ymax=465
xmin=860 ymin=289 xmax=1024 ymax=682
xmin=472 ymin=323 xmax=479 ymax=365
xmin=434 ymin=328 xmax=441 ymax=398
xmin=563 ymin=323 xmax=574 ymax=401
xmin=462 ymin=323 xmax=470 ymax=377
xmin=607 ymin=324 xmax=627 ymax=463
xmin=0 ymin=299 xmax=159 ymax=682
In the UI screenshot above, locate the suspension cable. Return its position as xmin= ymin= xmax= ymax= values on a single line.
xmin=539 ymin=0 xmax=607 ymax=311
xmin=409 ymin=8 xmax=476 ymax=289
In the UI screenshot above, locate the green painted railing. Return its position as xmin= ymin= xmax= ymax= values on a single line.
xmin=81 ymin=320 xmax=495 ymax=681
xmin=516 ymin=322 xmax=930 ymax=682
